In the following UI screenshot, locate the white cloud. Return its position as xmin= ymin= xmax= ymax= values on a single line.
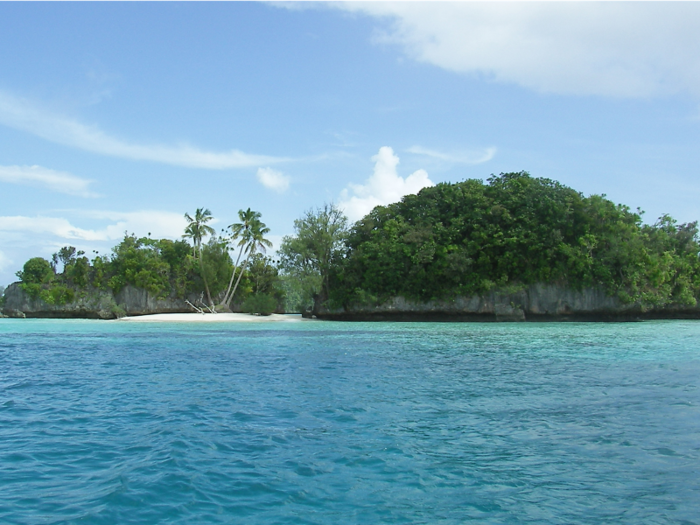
xmin=0 ymin=164 xmax=99 ymax=198
xmin=0 ymin=210 xmax=188 ymax=243
xmin=0 ymin=210 xmax=193 ymax=284
xmin=0 ymin=91 xmax=288 ymax=169
xmin=406 ymin=146 xmax=496 ymax=165
xmin=75 ymin=210 xmax=191 ymax=241
xmin=332 ymin=3 xmax=700 ymax=98
xmin=0 ymin=216 xmax=106 ymax=241
xmin=339 ymin=146 xmax=434 ymax=222
xmin=256 ymin=167 xmax=290 ymax=193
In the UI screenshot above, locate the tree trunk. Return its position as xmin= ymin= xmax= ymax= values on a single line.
xmin=227 ymin=249 xmax=254 ymax=308
xmin=223 ymin=245 xmax=245 ymax=305
xmin=199 ymin=245 xmax=214 ymax=307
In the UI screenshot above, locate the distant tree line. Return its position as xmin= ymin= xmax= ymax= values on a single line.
xmin=8 ymin=172 xmax=700 ymax=315
xmin=13 ymin=208 xmax=284 ymax=315
xmin=326 ymin=172 xmax=700 ymax=309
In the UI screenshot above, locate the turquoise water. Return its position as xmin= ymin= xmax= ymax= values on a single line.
xmin=1 ymin=319 xmax=699 ymax=524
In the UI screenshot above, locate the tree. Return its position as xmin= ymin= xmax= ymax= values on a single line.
xmin=184 ymin=208 xmax=216 ymax=307
xmin=227 ymin=215 xmax=273 ymax=307
xmin=330 ymin=173 xmax=700 ymax=308
xmin=201 ymin=236 xmax=234 ymax=301
xmin=16 ymin=257 xmax=56 ymax=300
xmin=241 ymin=293 xmax=278 ymax=316
xmin=108 ymin=234 xmax=172 ymax=297
xmin=278 ymin=203 xmax=349 ymax=308
xmin=52 ymin=246 xmax=77 ymax=273
xmin=17 ymin=257 xmax=54 ymax=285
xmin=222 ymin=208 xmax=261 ymax=306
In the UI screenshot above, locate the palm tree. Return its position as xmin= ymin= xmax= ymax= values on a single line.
xmin=222 ymin=208 xmax=261 ymax=306
xmin=183 ymin=208 xmax=216 ymax=307
xmin=227 ymin=217 xmax=273 ymax=308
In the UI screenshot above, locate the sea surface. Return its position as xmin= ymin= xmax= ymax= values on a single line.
xmin=1 ymin=318 xmax=699 ymax=524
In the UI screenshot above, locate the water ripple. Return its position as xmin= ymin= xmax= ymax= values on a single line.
xmin=0 ymin=319 xmax=699 ymax=523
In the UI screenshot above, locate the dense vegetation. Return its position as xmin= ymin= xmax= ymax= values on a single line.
xmin=329 ymin=172 xmax=700 ymax=309
xmin=12 ymin=208 xmax=285 ymax=315
xmin=6 ymin=172 xmax=700 ymax=315
xmin=278 ymin=204 xmax=349 ymax=312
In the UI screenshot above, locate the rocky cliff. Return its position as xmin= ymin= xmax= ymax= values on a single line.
xmin=1 ymin=283 xmax=201 ymax=319
xmin=313 ymin=283 xmax=700 ymax=321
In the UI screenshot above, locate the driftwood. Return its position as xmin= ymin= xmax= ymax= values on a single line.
xmin=185 ymin=300 xmax=205 ymax=314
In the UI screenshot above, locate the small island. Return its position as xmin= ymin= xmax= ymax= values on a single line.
xmin=3 ymin=172 xmax=700 ymax=321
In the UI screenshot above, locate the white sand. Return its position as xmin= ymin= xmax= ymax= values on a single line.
xmin=116 ymin=313 xmax=309 ymax=323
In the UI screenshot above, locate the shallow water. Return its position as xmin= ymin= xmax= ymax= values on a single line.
xmin=1 ymin=319 xmax=699 ymax=524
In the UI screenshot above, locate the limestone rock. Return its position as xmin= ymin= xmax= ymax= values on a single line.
xmin=1 ymin=282 xmax=201 ymax=319
xmin=313 ymin=284 xmax=700 ymax=321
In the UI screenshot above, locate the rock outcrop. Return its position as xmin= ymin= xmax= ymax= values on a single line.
xmin=313 ymin=283 xmax=700 ymax=321
xmin=1 ymin=283 xmax=201 ymax=319
xmin=4 ymin=281 xmax=699 ymax=321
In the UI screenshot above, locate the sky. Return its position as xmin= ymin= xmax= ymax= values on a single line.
xmin=1 ymin=2 xmax=700 ymax=286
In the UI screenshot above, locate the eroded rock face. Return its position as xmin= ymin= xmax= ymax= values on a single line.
xmin=2 ymin=283 xmax=120 ymax=319
xmin=313 ymin=284 xmax=700 ymax=321
xmin=114 ymin=286 xmax=196 ymax=316
xmin=1 ymin=283 xmax=200 ymax=319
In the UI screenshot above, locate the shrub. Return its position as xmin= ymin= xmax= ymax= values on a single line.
xmin=17 ymin=258 xmax=54 ymax=285
xmin=42 ymin=285 xmax=75 ymax=306
xmin=241 ymin=293 xmax=278 ymax=316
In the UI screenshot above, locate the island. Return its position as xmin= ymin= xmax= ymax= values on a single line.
xmin=3 ymin=172 xmax=700 ymax=321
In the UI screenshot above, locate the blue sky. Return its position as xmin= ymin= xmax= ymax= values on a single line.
xmin=1 ymin=2 xmax=699 ymax=286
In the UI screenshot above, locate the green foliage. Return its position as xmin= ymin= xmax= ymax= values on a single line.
xmin=278 ymin=203 xmax=349 ymax=307
xmin=13 ymin=224 xmax=221 ymax=307
xmin=108 ymin=235 xmax=172 ymax=297
xmin=157 ymin=239 xmax=194 ymax=297
xmin=15 ymin=257 xmax=78 ymax=305
xmin=223 ymin=209 xmax=274 ymax=306
xmin=241 ymin=292 xmax=278 ymax=315
xmin=184 ymin=208 xmax=216 ymax=305
xmin=110 ymin=302 xmax=126 ymax=318
xmin=52 ymin=246 xmax=77 ymax=273
xmin=331 ymin=172 xmax=700 ymax=309
xmin=200 ymin=237 xmax=233 ymax=299
xmin=15 ymin=233 xmax=201 ymax=307
xmin=90 ymin=255 xmax=111 ymax=290
xmin=65 ymin=256 xmax=90 ymax=288
xmin=42 ymin=284 xmax=75 ymax=305
xmin=276 ymin=274 xmax=318 ymax=313
xmin=227 ymin=253 xmax=285 ymax=310
xmin=246 ymin=254 xmax=281 ymax=295
xmin=17 ymin=257 xmax=54 ymax=286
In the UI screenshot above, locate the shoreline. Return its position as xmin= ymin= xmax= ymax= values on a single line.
xmin=116 ymin=313 xmax=309 ymax=323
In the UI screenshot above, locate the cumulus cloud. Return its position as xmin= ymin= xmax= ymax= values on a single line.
xmin=339 ymin=146 xmax=434 ymax=221
xmin=0 ymin=91 xmax=288 ymax=169
xmin=0 ymin=164 xmax=99 ymax=198
xmin=256 ymin=167 xmax=290 ymax=193
xmin=406 ymin=146 xmax=496 ymax=165
xmin=332 ymin=3 xmax=700 ymax=98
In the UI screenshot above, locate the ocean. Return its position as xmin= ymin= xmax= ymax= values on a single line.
xmin=1 ymin=319 xmax=699 ymax=524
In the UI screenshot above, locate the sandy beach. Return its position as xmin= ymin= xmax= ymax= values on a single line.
xmin=116 ymin=313 xmax=309 ymax=323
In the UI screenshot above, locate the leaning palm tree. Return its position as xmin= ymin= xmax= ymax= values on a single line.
xmin=183 ymin=208 xmax=216 ymax=307
xmin=222 ymin=208 xmax=261 ymax=306
xmin=227 ymin=217 xmax=273 ymax=308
